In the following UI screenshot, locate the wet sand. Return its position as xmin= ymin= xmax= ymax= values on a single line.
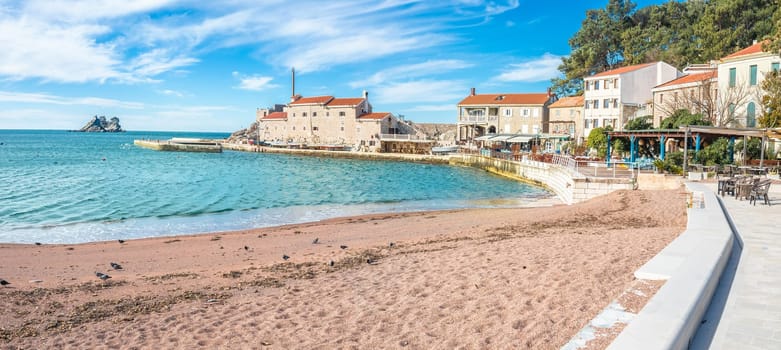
xmin=0 ymin=189 xmax=687 ymax=349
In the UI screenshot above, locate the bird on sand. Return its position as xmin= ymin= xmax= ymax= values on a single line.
xmin=95 ymin=272 xmax=111 ymax=280
xmin=118 ymin=239 xmax=125 ymax=244
xmin=110 ymin=262 xmax=123 ymax=270
xmin=282 ymin=254 xmax=290 ymax=261
xmin=244 ymin=245 xmax=250 ymax=251
xmin=340 ymin=245 xmax=348 ymax=249
xmin=0 ymin=279 xmax=10 ymax=286
xmin=367 ymin=258 xmax=378 ymax=265
xmin=389 ymin=242 xmax=395 ymax=248
xmin=329 ymin=260 xmax=335 ymax=267
xmin=312 ymin=238 xmax=319 ymax=244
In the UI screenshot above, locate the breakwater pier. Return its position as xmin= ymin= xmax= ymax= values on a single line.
xmin=134 ymin=138 xmax=223 ymax=153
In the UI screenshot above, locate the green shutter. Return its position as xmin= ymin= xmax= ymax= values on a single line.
xmin=750 ymin=65 xmax=758 ymax=86
xmin=729 ymin=68 xmax=736 ymax=87
xmin=773 ymin=62 xmax=780 ymax=72
xmin=747 ymin=102 xmax=756 ymax=127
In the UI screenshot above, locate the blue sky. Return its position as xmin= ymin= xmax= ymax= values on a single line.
xmin=0 ymin=0 xmax=666 ymax=132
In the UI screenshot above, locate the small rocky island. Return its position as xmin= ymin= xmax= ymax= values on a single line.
xmin=76 ymin=115 xmax=125 ymax=132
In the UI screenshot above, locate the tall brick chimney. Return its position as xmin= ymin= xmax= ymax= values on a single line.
xmin=470 ymin=87 xmax=476 ymax=96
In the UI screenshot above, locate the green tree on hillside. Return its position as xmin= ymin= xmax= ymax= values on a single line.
xmin=551 ymin=0 xmax=636 ymax=96
xmin=695 ymin=0 xmax=777 ymax=61
xmin=621 ymin=1 xmax=704 ymax=67
xmin=552 ymin=0 xmax=778 ymax=96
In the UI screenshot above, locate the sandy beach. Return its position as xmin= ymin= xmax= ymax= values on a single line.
xmin=0 ymin=188 xmax=687 ymax=349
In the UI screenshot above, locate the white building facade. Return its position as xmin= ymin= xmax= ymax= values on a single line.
xmin=583 ymin=61 xmax=680 ymax=135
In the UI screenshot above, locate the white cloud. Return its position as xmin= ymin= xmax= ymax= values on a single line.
xmin=127 ymin=49 xmax=199 ymax=78
xmin=0 ymin=0 xmax=521 ymax=85
xmin=495 ymin=53 xmax=562 ymax=82
xmin=351 ymin=59 xmax=473 ymax=88
xmin=232 ymin=72 xmax=277 ymax=91
xmin=374 ymin=80 xmax=467 ymax=104
xmin=158 ymin=89 xmax=185 ymax=97
xmin=0 ymin=91 xmax=144 ymax=109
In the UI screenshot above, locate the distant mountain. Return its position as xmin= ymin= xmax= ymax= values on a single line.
xmin=76 ymin=115 xmax=124 ymax=132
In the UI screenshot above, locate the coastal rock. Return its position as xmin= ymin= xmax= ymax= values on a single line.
xmin=77 ymin=115 xmax=125 ymax=132
xmin=226 ymin=122 xmax=259 ymax=144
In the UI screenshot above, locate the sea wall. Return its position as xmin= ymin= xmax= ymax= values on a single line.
xmin=134 ymin=140 xmax=222 ymax=153
xmin=449 ymin=154 xmax=636 ymax=204
xmin=221 ymin=143 xmax=450 ymax=164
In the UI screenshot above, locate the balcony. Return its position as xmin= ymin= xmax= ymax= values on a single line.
xmin=459 ymin=115 xmax=499 ymax=123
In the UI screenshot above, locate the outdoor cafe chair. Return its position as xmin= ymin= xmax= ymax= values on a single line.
xmin=749 ymin=179 xmax=772 ymax=206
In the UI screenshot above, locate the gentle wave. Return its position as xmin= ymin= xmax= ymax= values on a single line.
xmin=0 ymin=130 xmax=552 ymax=243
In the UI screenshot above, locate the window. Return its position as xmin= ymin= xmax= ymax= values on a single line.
xmin=729 ymin=67 xmax=736 ymax=87
xmin=292 ymin=113 xmax=296 ymax=117
xmin=522 ymin=108 xmax=530 ymax=116
xmin=339 ymin=111 xmax=346 ymax=117
xmin=584 ymin=100 xmax=590 ymax=109
xmin=613 ymin=79 xmax=619 ymax=89
xmin=555 ymin=110 xmax=561 ymax=117
xmin=585 ymin=82 xmax=590 ymax=91
xmin=312 ymin=112 xmax=317 ymax=117
xmin=605 ymin=79 xmax=611 ymax=89
xmin=773 ymin=62 xmax=780 ymax=72
xmin=503 ymin=108 xmax=512 ymax=117
xmin=747 ymin=102 xmax=756 ymax=127
xmin=593 ymin=100 xmax=599 ymax=109
xmin=728 ymin=103 xmax=736 ymax=118
xmin=302 ymin=112 xmax=307 ymax=117
xmin=313 ymin=126 xmax=318 ymax=131
xmin=292 ymin=126 xmax=296 ymax=130
xmin=659 ymin=94 xmax=664 ymax=103
xmin=593 ymin=119 xmax=599 ymax=127
xmin=585 ymin=119 xmax=590 ymax=128
xmin=603 ymin=99 xmax=610 ymax=108
xmin=340 ymin=126 xmax=344 ymax=131
xmin=749 ymin=65 xmax=758 ymax=86
xmin=613 ymin=99 xmax=618 ymax=108
xmin=595 ymin=81 xmax=600 ymax=90
xmin=326 ymin=112 xmax=330 ymax=117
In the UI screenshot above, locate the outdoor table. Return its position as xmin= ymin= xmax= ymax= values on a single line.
xmin=737 ymin=166 xmax=752 ymax=175
xmin=751 ymin=167 xmax=768 ymax=176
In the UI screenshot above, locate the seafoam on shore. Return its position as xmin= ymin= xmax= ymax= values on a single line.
xmin=0 ymin=189 xmax=686 ymax=349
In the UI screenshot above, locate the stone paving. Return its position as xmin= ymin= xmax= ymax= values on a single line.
xmin=691 ymin=180 xmax=781 ymax=349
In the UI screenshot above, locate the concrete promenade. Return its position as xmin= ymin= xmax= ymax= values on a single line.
xmin=691 ymin=181 xmax=781 ymax=349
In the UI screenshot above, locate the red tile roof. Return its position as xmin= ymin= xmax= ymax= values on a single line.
xmin=327 ymin=98 xmax=364 ymax=106
xmin=357 ymin=112 xmax=390 ymax=120
xmin=590 ymin=62 xmax=656 ymax=78
xmin=262 ymin=112 xmax=287 ymax=120
xmin=458 ymin=93 xmax=550 ymax=106
xmin=289 ymin=95 xmax=334 ymax=105
xmin=549 ymin=95 xmax=584 ymax=108
xmin=723 ymin=40 xmax=770 ymax=59
xmin=655 ymin=71 xmax=717 ymax=89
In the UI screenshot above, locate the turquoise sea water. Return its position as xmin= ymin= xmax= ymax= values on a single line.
xmin=0 ymin=130 xmax=551 ymax=244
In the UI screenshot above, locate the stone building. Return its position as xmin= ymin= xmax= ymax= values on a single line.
xmin=548 ymin=95 xmax=585 ymax=145
xmin=456 ymin=88 xmax=556 ymax=143
xmin=256 ymin=91 xmax=422 ymax=152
